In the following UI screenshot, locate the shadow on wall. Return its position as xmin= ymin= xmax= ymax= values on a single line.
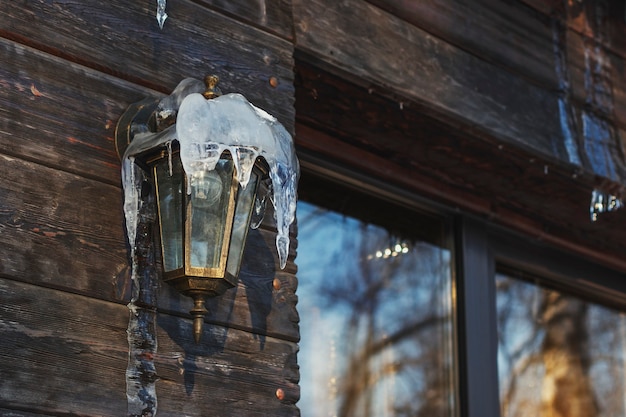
xmin=156 ymin=227 xmax=276 ymax=394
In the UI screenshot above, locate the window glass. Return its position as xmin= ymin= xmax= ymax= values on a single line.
xmin=497 ymin=272 xmax=626 ymax=417
xmin=297 ymin=175 xmax=456 ymax=417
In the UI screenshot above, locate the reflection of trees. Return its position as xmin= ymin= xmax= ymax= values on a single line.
xmin=540 ymin=294 xmax=597 ymax=417
xmin=306 ymin=215 xmax=453 ymax=417
xmin=497 ymin=276 xmax=626 ymax=417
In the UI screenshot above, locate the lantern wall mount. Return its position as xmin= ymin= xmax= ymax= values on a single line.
xmin=116 ymin=76 xmax=299 ymax=343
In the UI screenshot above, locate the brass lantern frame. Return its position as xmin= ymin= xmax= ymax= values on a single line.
xmin=116 ymin=76 xmax=271 ymax=343
xmin=148 ymin=148 xmax=267 ymax=294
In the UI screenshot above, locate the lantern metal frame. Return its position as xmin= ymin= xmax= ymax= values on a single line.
xmin=116 ymin=76 xmax=269 ymax=343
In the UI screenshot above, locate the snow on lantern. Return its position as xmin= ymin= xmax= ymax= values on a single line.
xmin=116 ymin=76 xmax=299 ymax=343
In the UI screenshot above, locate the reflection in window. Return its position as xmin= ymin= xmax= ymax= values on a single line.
xmin=296 ymin=181 xmax=456 ymax=417
xmin=497 ymin=273 xmax=626 ymax=417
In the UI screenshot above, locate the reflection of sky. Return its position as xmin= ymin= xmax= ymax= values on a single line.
xmin=297 ymin=201 xmax=454 ymax=417
xmin=496 ymin=275 xmax=626 ymax=417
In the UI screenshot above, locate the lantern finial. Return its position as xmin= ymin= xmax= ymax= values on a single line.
xmin=203 ymin=75 xmax=222 ymax=100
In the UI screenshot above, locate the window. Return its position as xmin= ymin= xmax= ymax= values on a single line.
xmin=293 ymin=161 xmax=626 ymax=417
xmin=296 ymin=173 xmax=457 ymax=417
xmin=497 ymin=270 xmax=626 ymax=417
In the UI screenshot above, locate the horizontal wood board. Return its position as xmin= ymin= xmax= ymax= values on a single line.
xmin=0 ymin=152 xmax=298 ymax=343
xmin=366 ymin=0 xmax=558 ymax=89
xmin=0 ymin=38 xmax=156 ymax=185
xmin=0 ymin=154 xmax=129 ymax=300
xmin=366 ymin=0 xmax=626 ymax=129
xmin=519 ymin=0 xmax=626 ymax=59
xmin=295 ymin=61 xmax=626 ymax=272
xmin=0 ymin=0 xmax=295 ymax=134
xmin=0 ymin=279 xmax=299 ymax=416
xmin=190 ymin=0 xmax=294 ymax=40
xmin=293 ymin=0 xmax=570 ymax=164
xmin=0 ymin=279 xmax=129 ymax=416
xmin=293 ymin=0 xmax=626 ymax=184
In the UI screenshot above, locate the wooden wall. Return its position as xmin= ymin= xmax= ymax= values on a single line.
xmin=293 ymin=0 xmax=626 ymax=182
xmin=292 ymin=0 xmax=626 ymax=271
xmin=0 ymin=1 xmax=298 ymax=416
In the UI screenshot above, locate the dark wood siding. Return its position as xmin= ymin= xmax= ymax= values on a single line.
xmin=293 ymin=0 xmax=626 ymax=271
xmin=0 ymin=1 xmax=298 ymax=416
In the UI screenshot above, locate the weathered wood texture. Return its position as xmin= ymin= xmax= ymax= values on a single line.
xmin=293 ymin=0 xmax=626 ymax=185
xmin=293 ymin=0 xmax=566 ymax=164
xmin=0 ymin=279 xmax=128 ymax=416
xmin=191 ymin=0 xmax=294 ymax=40
xmin=0 ymin=150 xmax=298 ymax=336
xmin=0 ymin=154 xmax=129 ymax=299
xmin=0 ymin=38 xmax=155 ymax=185
xmin=520 ymin=0 xmax=626 ymax=57
xmin=0 ymin=279 xmax=299 ymax=416
xmin=295 ymin=62 xmax=626 ymax=272
xmin=0 ymin=1 xmax=298 ymax=415
xmin=368 ymin=0 xmax=626 ymax=125
xmin=366 ymin=0 xmax=557 ymax=89
xmin=155 ymin=313 xmax=299 ymax=416
xmin=0 ymin=0 xmax=295 ymax=134
xmin=0 ymin=409 xmax=57 ymax=417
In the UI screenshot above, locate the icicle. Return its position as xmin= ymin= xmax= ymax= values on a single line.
xmin=250 ymin=179 xmax=271 ymax=229
xmin=166 ymin=140 xmax=173 ymax=176
xmin=176 ymin=92 xmax=299 ymax=269
xmin=551 ymin=15 xmax=582 ymax=165
xmin=156 ymin=0 xmax=168 ymax=29
xmin=122 ymin=157 xmax=158 ymax=417
xmin=590 ymin=189 xmax=623 ymax=221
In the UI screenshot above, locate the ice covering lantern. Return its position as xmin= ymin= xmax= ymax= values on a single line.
xmin=116 ymin=76 xmax=299 ymax=343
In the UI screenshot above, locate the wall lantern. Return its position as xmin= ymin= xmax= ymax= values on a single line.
xmin=116 ymin=76 xmax=299 ymax=343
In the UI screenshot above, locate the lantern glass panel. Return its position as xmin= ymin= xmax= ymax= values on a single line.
xmin=155 ymin=155 xmax=184 ymax=272
xmin=226 ymin=168 xmax=259 ymax=277
xmin=189 ymin=159 xmax=235 ymax=270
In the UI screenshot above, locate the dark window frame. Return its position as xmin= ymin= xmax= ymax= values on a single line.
xmin=296 ymin=150 xmax=626 ymax=417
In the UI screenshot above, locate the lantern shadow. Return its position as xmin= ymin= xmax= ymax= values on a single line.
xmin=157 ymin=312 xmax=229 ymax=395
xmin=238 ymin=227 xmax=276 ymax=351
xmin=155 ymin=227 xmax=275 ymax=394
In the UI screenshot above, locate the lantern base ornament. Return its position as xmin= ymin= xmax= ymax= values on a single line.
xmin=190 ymin=293 xmax=208 ymax=344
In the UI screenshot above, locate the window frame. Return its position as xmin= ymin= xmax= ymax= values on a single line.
xmin=460 ymin=218 xmax=626 ymax=417
xmin=296 ymin=150 xmax=626 ymax=417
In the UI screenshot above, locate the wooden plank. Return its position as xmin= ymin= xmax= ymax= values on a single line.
xmin=294 ymin=62 xmax=626 ymax=272
xmin=0 ymin=154 xmax=299 ymax=340
xmin=366 ymin=0 xmax=557 ymax=89
xmin=566 ymin=19 xmax=626 ymax=128
xmin=0 ymin=278 xmax=300 ymax=416
xmin=0 ymin=0 xmax=295 ymax=134
xmin=192 ymin=0 xmax=294 ymax=40
xmin=293 ymin=0 xmax=571 ymax=167
xmin=0 ymin=38 xmax=156 ymax=185
xmin=0 ymin=409 xmax=57 ymax=417
xmin=154 ymin=312 xmax=300 ymax=416
xmin=519 ymin=0 xmax=626 ymax=61
xmin=567 ymin=0 xmax=626 ymax=60
xmin=0 ymin=154 xmax=129 ymax=301
xmin=0 ymin=279 xmax=129 ymax=416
